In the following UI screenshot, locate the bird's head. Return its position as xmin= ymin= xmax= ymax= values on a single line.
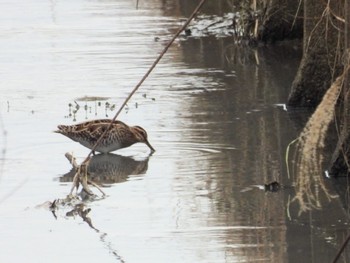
xmin=133 ymin=126 xmax=155 ymax=153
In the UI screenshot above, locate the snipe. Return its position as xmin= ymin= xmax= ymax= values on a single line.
xmin=55 ymin=119 xmax=155 ymax=154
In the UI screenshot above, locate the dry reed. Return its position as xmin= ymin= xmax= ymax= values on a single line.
xmin=292 ymin=66 xmax=349 ymax=214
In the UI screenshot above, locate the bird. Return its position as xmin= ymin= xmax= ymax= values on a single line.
xmin=55 ymin=119 xmax=155 ymax=154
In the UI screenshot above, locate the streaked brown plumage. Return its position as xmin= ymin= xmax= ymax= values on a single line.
xmin=55 ymin=119 xmax=155 ymax=154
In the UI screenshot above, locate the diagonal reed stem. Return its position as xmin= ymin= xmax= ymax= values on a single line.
xmin=332 ymin=231 xmax=350 ymax=263
xmin=81 ymin=0 xmax=207 ymax=164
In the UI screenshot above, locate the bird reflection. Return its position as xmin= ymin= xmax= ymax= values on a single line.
xmin=60 ymin=153 xmax=149 ymax=184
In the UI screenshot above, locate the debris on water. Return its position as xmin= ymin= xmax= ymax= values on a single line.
xmin=240 ymin=185 xmax=264 ymax=192
xmin=75 ymin=96 xmax=110 ymax=102
xmin=185 ymin=29 xmax=191 ymax=36
xmin=240 ymin=181 xmax=286 ymax=193
xmin=182 ymin=13 xmax=240 ymax=38
xmin=65 ymin=99 xmax=121 ymax=121
xmin=74 ymin=101 xmax=80 ymax=110
xmin=264 ymin=181 xmax=280 ymax=192
xmin=274 ymin=103 xmax=288 ymax=111
xmin=37 ymin=196 xmax=99 ymax=230
xmin=324 ymin=170 xmax=331 ymax=178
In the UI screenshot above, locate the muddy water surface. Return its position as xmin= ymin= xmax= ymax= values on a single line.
xmin=1 ymin=1 xmax=350 ymax=262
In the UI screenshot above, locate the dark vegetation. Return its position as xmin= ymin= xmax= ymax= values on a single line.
xmin=210 ymin=1 xmax=349 ymax=259
xmin=192 ymin=1 xmax=349 ymax=179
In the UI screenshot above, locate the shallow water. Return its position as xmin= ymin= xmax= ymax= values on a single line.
xmin=1 ymin=1 xmax=350 ymax=262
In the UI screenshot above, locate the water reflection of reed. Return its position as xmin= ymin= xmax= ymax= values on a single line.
xmin=60 ymin=153 xmax=149 ymax=184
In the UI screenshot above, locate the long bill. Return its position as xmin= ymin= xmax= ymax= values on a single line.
xmin=145 ymin=140 xmax=156 ymax=153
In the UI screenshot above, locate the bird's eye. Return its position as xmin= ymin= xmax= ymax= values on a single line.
xmin=135 ymin=126 xmax=147 ymax=138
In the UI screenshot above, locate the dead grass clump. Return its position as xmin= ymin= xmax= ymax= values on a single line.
xmin=292 ymin=67 xmax=349 ymax=214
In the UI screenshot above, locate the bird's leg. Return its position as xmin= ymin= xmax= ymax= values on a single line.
xmin=79 ymin=159 xmax=94 ymax=196
xmin=69 ymin=170 xmax=80 ymax=196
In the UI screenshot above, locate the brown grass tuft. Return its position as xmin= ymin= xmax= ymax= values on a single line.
xmin=292 ymin=66 xmax=349 ymax=214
